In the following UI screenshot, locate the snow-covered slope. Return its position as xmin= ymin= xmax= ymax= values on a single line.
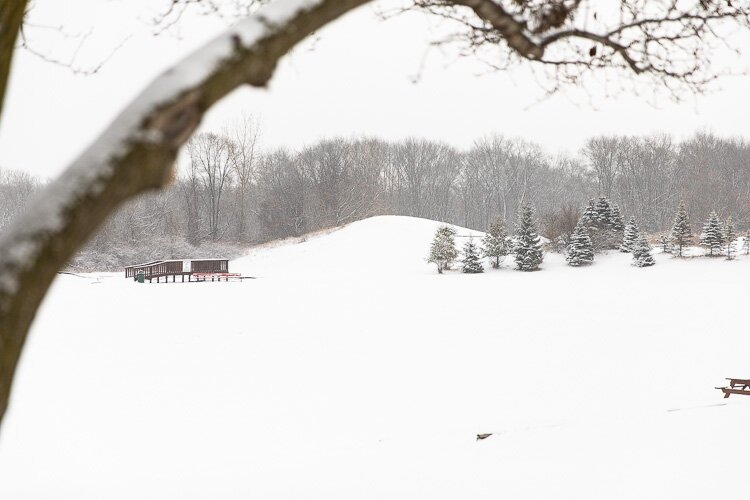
xmin=1 ymin=215 xmax=750 ymax=499
xmin=232 ymin=215 xmax=485 ymax=277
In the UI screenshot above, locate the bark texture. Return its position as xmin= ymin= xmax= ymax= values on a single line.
xmin=0 ymin=0 xmax=28 ymax=119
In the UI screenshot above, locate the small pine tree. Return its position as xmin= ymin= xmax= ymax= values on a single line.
xmin=620 ymin=216 xmax=639 ymax=253
xmin=670 ymin=200 xmax=692 ymax=257
xmin=514 ymin=204 xmax=544 ymax=272
xmin=566 ymin=220 xmax=594 ymax=266
xmin=481 ymin=217 xmax=509 ymax=269
xmin=724 ymin=216 xmax=736 ymax=260
xmin=632 ymin=233 xmax=655 ymax=267
xmin=427 ymin=225 xmax=458 ymax=274
xmin=462 ymin=238 xmax=484 ymax=273
xmin=743 ymin=230 xmax=750 ymax=256
xmin=699 ymin=211 xmax=724 ymax=257
xmin=610 ymin=204 xmax=625 ymax=231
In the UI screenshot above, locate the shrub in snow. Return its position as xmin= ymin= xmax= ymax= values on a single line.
xmin=462 ymin=238 xmax=484 ymax=273
xmin=428 ymin=225 xmax=458 ymax=274
xmin=670 ymin=200 xmax=692 ymax=257
xmin=566 ymin=220 xmax=594 ymax=266
xmin=620 ymin=216 xmax=639 ymax=253
xmin=743 ymin=231 xmax=750 ymax=256
xmin=724 ymin=216 xmax=736 ymax=260
xmin=514 ymin=204 xmax=544 ymax=272
xmin=632 ymin=233 xmax=655 ymax=267
xmin=556 ymin=233 xmax=570 ymax=252
xmin=699 ymin=211 xmax=724 ymax=256
xmin=658 ymin=234 xmax=671 ymax=253
xmin=481 ymin=217 xmax=510 ymax=269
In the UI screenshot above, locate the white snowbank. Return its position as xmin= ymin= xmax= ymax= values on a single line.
xmin=1 ymin=215 xmax=749 ymax=499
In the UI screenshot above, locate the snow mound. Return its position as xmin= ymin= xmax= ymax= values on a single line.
xmin=233 ymin=215 xmax=485 ymax=277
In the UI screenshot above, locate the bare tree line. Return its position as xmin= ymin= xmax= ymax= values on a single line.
xmin=2 ymin=129 xmax=748 ymax=271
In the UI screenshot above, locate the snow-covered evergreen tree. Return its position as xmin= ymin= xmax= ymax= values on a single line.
xmin=743 ymin=230 xmax=750 ymax=256
xmin=427 ymin=225 xmax=458 ymax=274
xmin=611 ymin=204 xmax=624 ymax=231
xmin=632 ymin=233 xmax=655 ymax=267
xmin=620 ymin=216 xmax=639 ymax=253
xmin=462 ymin=238 xmax=484 ymax=273
xmin=595 ymin=196 xmax=613 ymax=227
xmin=670 ymin=200 xmax=692 ymax=257
xmin=566 ymin=220 xmax=594 ymax=266
xmin=581 ymin=199 xmax=597 ymax=227
xmin=699 ymin=211 xmax=724 ymax=256
xmin=582 ymin=196 xmax=623 ymax=251
xmin=481 ymin=217 xmax=509 ymax=269
xmin=514 ymin=204 xmax=544 ymax=271
xmin=724 ymin=216 xmax=736 ymax=260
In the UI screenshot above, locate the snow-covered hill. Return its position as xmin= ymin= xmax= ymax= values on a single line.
xmin=232 ymin=215 xmax=486 ymax=277
xmin=1 ymin=215 xmax=749 ymax=499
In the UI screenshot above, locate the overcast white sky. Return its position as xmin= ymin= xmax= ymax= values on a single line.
xmin=1 ymin=0 xmax=749 ymax=179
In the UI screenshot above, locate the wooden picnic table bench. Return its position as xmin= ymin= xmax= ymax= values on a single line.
xmin=726 ymin=378 xmax=750 ymax=389
xmin=716 ymin=378 xmax=750 ymax=398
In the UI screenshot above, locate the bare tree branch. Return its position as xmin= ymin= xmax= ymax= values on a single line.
xmin=414 ymin=0 xmax=750 ymax=99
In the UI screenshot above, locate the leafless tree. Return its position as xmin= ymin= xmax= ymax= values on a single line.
xmin=188 ymin=133 xmax=235 ymax=240
xmin=583 ymin=136 xmax=621 ymax=198
xmin=0 ymin=169 xmax=37 ymax=230
xmin=228 ymin=116 xmax=261 ymax=242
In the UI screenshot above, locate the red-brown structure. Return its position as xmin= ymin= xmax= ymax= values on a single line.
xmin=716 ymin=378 xmax=750 ymax=398
xmin=125 ymin=259 xmax=233 ymax=283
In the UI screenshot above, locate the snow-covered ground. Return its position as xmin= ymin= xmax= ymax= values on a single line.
xmin=1 ymin=215 xmax=749 ymax=499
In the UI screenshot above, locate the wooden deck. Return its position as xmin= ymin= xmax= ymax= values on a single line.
xmin=125 ymin=259 xmax=232 ymax=283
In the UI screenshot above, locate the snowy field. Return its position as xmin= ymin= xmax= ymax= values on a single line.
xmin=1 ymin=215 xmax=750 ymax=499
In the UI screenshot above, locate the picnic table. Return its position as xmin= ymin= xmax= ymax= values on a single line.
xmin=716 ymin=378 xmax=750 ymax=398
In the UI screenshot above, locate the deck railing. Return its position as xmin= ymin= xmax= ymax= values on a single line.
xmin=125 ymin=259 xmax=229 ymax=279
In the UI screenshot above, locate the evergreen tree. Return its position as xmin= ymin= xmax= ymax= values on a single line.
xmin=610 ymin=204 xmax=625 ymax=231
xmin=743 ymin=230 xmax=750 ymax=256
xmin=514 ymin=204 xmax=544 ymax=272
xmin=566 ymin=220 xmax=594 ymax=266
xmin=481 ymin=217 xmax=509 ymax=269
xmin=632 ymin=232 xmax=655 ymax=267
xmin=581 ymin=196 xmax=623 ymax=251
xmin=699 ymin=211 xmax=724 ymax=256
xmin=595 ymin=196 xmax=613 ymax=227
xmin=670 ymin=200 xmax=692 ymax=257
xmin=427 ymin=225 xmax=458 ymax=274
xmin=462 ymin=238 xmax=484 ymax=273
xmin=620 ymin=216 xmax=639 ymax=253
xmin=724 ymin=216 xmax=736 ymax=260
xmin=580 ymin=199 xmax=597 ymax=227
